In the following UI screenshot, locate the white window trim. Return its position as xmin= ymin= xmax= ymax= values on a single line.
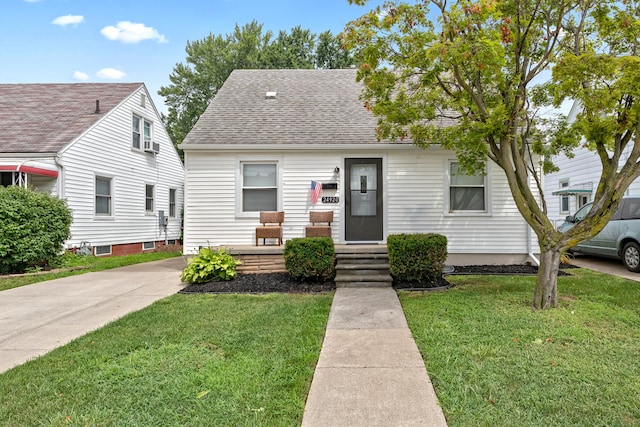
xmin=95 ymin=174 xmax=114 ymax=218
xmin=235 ymin=157 xmax=283 ymax=218
xmin=142 ymin=241 xmax=155 ymax=251
xmin=444 ymin=158 xmax=491 ymax=217
xmin=169 ymin=188 xmax=177 ymax=217
xmin=132 ymin=113 xmax=154 ymax=152
xmin=145 ymin=183 xmax=155 ymax=214
xmin=94 ymin=245 xmax=112 ymax=256
xmin=559 ymin=179 xmax=570 ymax=214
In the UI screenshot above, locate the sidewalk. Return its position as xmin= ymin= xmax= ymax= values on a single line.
xmin=302 ymin=287 xmax=448 ymax=427
xmin=0 ymin=257 xmax=186 ymax=374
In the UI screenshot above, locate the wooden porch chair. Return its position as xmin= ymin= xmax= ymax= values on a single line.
xmin=255 ymin=211 xmax=284 ymax=246
xmin=305 ymin=211 xmax=333 ymax=238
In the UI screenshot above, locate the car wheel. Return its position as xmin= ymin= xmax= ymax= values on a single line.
xmin=622 ymin=242 xmax=640 ymax=272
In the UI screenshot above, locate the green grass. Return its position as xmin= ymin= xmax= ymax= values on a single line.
xmin=0 ymin=292 xmax=332 ymax=426
xmin=400 ymin=268 xmax=640 ymax=427
xmin=0 ymin=251 xmax=182 ymax=292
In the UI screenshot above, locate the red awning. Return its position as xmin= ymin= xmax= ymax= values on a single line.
xmin=0 ymin=163 xmax=58 ymax=178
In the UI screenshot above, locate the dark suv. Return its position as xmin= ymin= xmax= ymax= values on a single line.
xmin=558 ymin=197 xmax=640 ymax=272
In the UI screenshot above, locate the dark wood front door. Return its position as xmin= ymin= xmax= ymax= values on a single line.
xmin=345 ymin=158 xmax=383 ymax=241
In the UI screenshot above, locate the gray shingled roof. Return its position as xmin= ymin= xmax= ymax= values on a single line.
xmin=0 ymin=83 xmax=143 ymax=153
xmin=182 ymin=69 xmax=408 ymax=146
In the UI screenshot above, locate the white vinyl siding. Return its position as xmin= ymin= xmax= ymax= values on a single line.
xmin=58 ymin=85 xmax=184 ymax=249
xmin=183 ymin=148 xmax=535 ymax=257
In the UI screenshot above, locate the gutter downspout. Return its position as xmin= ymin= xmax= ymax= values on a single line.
xmin=527 ymin=225 xmax=540 ymax=266
xmin=55 ymin=154 xmax=64 ymax=199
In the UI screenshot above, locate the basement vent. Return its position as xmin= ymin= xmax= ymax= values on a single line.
xmin=265 ymin=91 xmax=277 ymax=99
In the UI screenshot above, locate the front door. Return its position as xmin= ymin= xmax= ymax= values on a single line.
xmin=345 ymin=158 xmax=383 ymax=241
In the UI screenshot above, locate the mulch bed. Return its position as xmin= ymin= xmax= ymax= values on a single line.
xmin=180 ymin=264 xmax=577 ymax=294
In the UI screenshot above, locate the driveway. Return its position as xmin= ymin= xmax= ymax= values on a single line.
xmin=0 ymin=257 xmax=187 ymax=374
xmin=570 ymin=254 xmax=640 ymax=282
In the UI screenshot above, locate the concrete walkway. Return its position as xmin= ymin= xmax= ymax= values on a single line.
xmin=302 ymin=288 xmax=448 ymax=427
xmin=570 ymin=254 xmax=640 ymax=282
xmin=0 ymin=257 xmax=186 ymax=374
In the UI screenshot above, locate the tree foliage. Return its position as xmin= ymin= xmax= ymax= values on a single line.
xmin=159 ymin=21 xmax=353 ymax=156
xmin=345 ymin=0 xmax=640 ymax=309
xmin=0 ymin=186 xmax=72 ymax=274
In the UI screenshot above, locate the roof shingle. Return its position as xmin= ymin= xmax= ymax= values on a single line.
xmin=182 ymin=69 xmax=401 ymax=146
xmin=0 ymin=83 xmax=143 ymax=153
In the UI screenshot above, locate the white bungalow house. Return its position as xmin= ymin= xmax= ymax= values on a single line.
xmin=181 ymin=69 xmax=540 ymax=265
xmin=0 ymin=83 xmax=184 ymax=256
xmin=545 ymin=101 xmax=640 ymax=228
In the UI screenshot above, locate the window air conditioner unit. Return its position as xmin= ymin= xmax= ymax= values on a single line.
xmin=144 ymin=140 xmax=160 ymax=154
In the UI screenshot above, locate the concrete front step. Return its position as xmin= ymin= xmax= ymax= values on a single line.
xmin=335 ymin=281 xmax=393 ymax=288
xmin=336 ymin=263 xmax=390 ymax=271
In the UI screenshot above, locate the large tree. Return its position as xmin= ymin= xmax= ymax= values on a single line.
xmin=344 ymin=0 xmax=640 ymax=309
xmin=160 ymin=22 xmax=352 ymax=156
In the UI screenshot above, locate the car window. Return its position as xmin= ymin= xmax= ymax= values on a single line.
xmin=573 ymin=203 xmax=592 ymax=222
xmin=622 ymin=198 xmax=640 ymax=220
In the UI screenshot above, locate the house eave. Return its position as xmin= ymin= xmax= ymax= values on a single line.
xmin=180 ymin=143 xmax=440 ymax=151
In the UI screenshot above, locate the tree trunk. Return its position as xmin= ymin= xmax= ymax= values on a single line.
xmin=532 ymin=248 xmax=562 ymax=310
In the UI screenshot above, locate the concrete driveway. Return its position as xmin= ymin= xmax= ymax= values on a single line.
xmin=0 ymin=257 xmax=187 ymax=374
xmin=570 ymin=254 xmax=640 ymax=282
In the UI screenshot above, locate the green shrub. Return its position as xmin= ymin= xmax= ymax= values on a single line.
xmin=387 ymin=233 xmax=448 ymax=284
xmin=180 ymin=247 xmax=241 ymax=283
xmin=284 ymin=237 xmax=335 ymax=281
xmin=0 ymin=186 xmax=72 ymax=274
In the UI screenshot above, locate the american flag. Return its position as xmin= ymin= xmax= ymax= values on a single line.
xmin=310 ymin=181 xmax=322 ymax=204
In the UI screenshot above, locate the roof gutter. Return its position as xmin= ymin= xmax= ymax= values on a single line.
xmin=179 ymin=143 xmax=441 ymax=151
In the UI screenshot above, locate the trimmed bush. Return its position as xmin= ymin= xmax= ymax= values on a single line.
xmin=181 ymin=247 xmax=241 ymax=283
xmin=0 ymin=186 xmax=72 ymax=274
xmin=387 ymin=233 xmax=448 ymax=284
xmin=284 ymin=237 xmax=335 ymax=281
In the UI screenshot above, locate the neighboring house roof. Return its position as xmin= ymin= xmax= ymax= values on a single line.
xmin=0 ymin=83 xmax=143 ymax=154
xmin=183 ymin=68 xmax=424 ymax=147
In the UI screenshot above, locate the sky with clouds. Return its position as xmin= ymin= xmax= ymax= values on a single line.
xmin=2 ymin=0 xmax=384 ymax=113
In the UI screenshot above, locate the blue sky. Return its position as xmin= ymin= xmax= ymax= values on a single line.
xmin=2 ymin=0 xmax=383 ymax=113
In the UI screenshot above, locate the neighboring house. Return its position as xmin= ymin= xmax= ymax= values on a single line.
xmin=545 ymin=101 xmax=640 ymax=228
xmin=0 ymin=83 xmax=184 ymax=256
xmin=181 ymin=69 xmax=540 ymax=265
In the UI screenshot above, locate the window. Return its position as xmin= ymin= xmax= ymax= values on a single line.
xmin=559 ymin=180 xmax=570 ymax=214
xmin=578 ymin=194 xmax=590 ymax=209
xmin=145 ymin=184 xmax=154 ymax=212
xmin=169 ymin=188 xmax=176 ymax=217
xmin=95 ymin=176 xmax=112 ymax=215
xmin=94 ymin=245 xmax=112 ymax=256
xmin=241 ymin=162 xmax=278 ymax=212
xmin=142 ymin=241 xmax=155 ymax=250
xmin=132 ymin=115 xmax=152 ymax=150
xmin=448 ymin=161 xmax=486 ymax=212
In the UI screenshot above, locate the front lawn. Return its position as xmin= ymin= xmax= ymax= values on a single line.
xmin=0 ymin=293 xmax=332 ymax=426
xmin=401 ymin=268 xmax=640 ymax=426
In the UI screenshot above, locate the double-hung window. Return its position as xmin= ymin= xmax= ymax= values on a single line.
xmin=145 ymin=184 xmax=155 ymax=213
xmin=132 ymin=115 xmax=152 ymax=150
xmin=169 ymin=188 xmax=176 ymax=217
xmin=95 ymin=176 xmax=112 ymax=215
xmin=448 ymin=161 xmax=487 ymax=212
xmin=559 ymin=180 xmax=570 ymax=214
xmin=241 ymin=162 xmax=278 ymax=212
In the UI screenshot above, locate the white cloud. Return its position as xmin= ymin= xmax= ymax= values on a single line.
xmin=52 ymin=15 xmax=85 ymax=27
xmin=100 ymin=21 xmax=167 ymax=44
xmin=96 ymin=68 xmax=126 ymax=80
xmin=73 ymin=71 xmax=89 ymax=81
xmin=23 ymin=0 xmax=43 ymax=3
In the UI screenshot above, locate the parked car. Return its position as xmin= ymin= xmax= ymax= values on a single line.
xmin=558 ymin=197 xmax=640 ymax=272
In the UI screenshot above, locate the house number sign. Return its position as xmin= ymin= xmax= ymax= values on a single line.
xmin=322 ymin=196 xmax=339 ymax=204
